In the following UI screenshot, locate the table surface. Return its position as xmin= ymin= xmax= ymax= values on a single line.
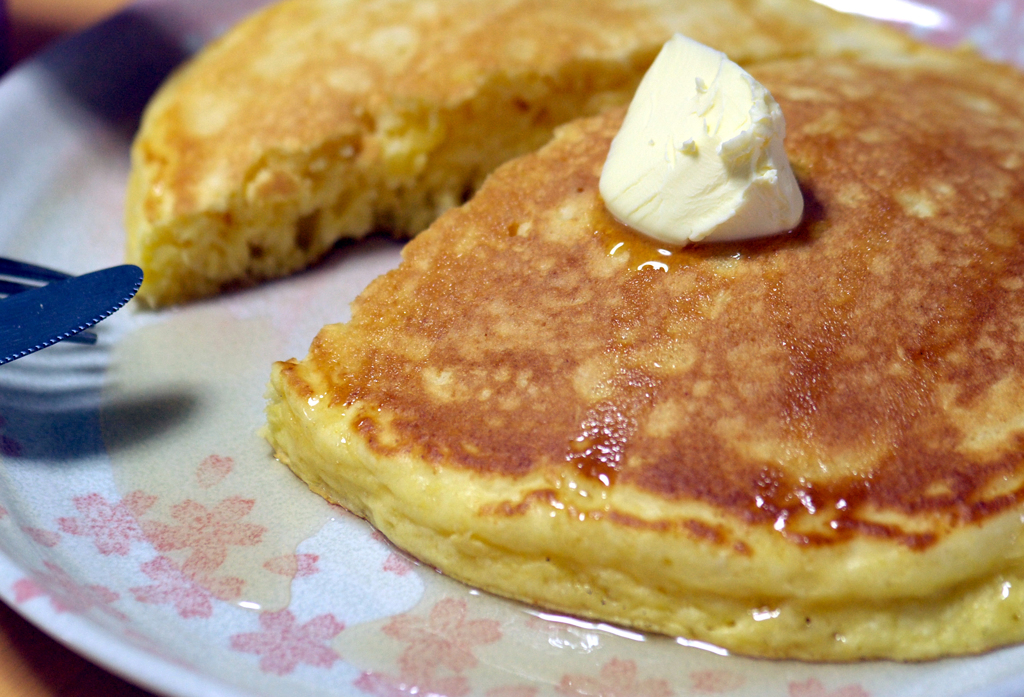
xmin=4 ymin=6 xmax=156 ymax=697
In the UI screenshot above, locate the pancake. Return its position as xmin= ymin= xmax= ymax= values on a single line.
xmin=265 ymin=48 xmax=1024 ymax=661
xmin=124 ymin=0 xmax=920 ymax=306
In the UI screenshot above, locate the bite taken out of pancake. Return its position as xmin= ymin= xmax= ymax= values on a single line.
xmin=265 ymin=48 xmax=1024 ymax=661
xmin=124 ymin=0 xmax=922 ymax=306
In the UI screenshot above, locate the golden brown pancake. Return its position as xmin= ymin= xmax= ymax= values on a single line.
xmin=125 ymin=0 xmax=920 ymax=306
xmin=265 ymin=48 xmax=1024 ymax=660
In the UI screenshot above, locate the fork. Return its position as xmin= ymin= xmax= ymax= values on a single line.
xmin=0 ymin=258 xmax=97 ymax=344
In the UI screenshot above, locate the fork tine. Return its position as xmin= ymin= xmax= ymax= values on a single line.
xmin=0 ymin=279 xmax=37 ymax=295
xmin=0 ymin=257 xmax=73 ymax=283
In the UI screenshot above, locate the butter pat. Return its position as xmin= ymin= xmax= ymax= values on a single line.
xmin=599 ymin=34 xmax=803 ymax=245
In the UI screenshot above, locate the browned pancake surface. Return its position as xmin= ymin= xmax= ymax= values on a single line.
xmin=129 ymin=0 xmax=925 ymax=306
xmin=143 ymin=0 xmax=911 ymax=219
xmin=287 ymin=53 xmax=1024 ymax=550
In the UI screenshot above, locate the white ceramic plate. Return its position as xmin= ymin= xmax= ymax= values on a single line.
xmin=3 ymin=2 xmax=1024 ymax=696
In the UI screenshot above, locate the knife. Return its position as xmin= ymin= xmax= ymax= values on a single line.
xmin=0 ymin=264 xmax=144 ymax=365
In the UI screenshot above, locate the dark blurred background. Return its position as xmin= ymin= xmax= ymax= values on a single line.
xmin=2 ymin=0 xmax=130 ymax=74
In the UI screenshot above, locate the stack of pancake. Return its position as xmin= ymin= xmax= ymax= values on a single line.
xmin=125 ymin=0 xmax=918 ymax=305
xmin=128 ymin=0 xmax=1024 ymax=661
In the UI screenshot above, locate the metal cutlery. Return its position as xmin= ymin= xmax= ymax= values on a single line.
xmin=0 ymin=258 xmax=143 ymax=365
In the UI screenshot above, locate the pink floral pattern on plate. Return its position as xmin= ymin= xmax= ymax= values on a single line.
xmin=230 ymin=609 xmax=345 ymax=676
xmin=689 ymin=670 xmax=747 ymax=694
xmin=141 ymin=496 xmax=265 ymax=576
xmin=558 ymin=658 xmax=672 ymax=697
xmin=21 ymin=527 xmax=60 ymax=547
xmin=789 ymin=679 xmax=871 ymax=697
xmin=195 ymin=454 xmax=234 ymax=489
xmin=382 ymin=552 xmax=413 ymax=577
xmin=130 ymin=556 xmax=243 ymax=619
xmin=356 ymin=598 xmax=502 ymax=697
xmin=14 ymin=562 xmax=125 ymax=621
xmin=58 ymin=491 xmax=157 ymax=555
xmin=264 ymin=553 xmax=320 ymax=579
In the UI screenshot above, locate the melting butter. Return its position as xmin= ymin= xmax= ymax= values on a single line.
xmin=599 ymin=34 xmax=803 ymax=245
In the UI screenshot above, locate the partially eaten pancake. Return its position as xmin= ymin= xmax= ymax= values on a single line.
xmin=125 ymin=0 xmax=920 ymax=306
xmin=266 ymin=49 xmax=1024 ymax=661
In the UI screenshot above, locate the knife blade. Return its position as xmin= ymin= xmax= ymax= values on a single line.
xmin=0 ymin=264 xmax=144 ymax=365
